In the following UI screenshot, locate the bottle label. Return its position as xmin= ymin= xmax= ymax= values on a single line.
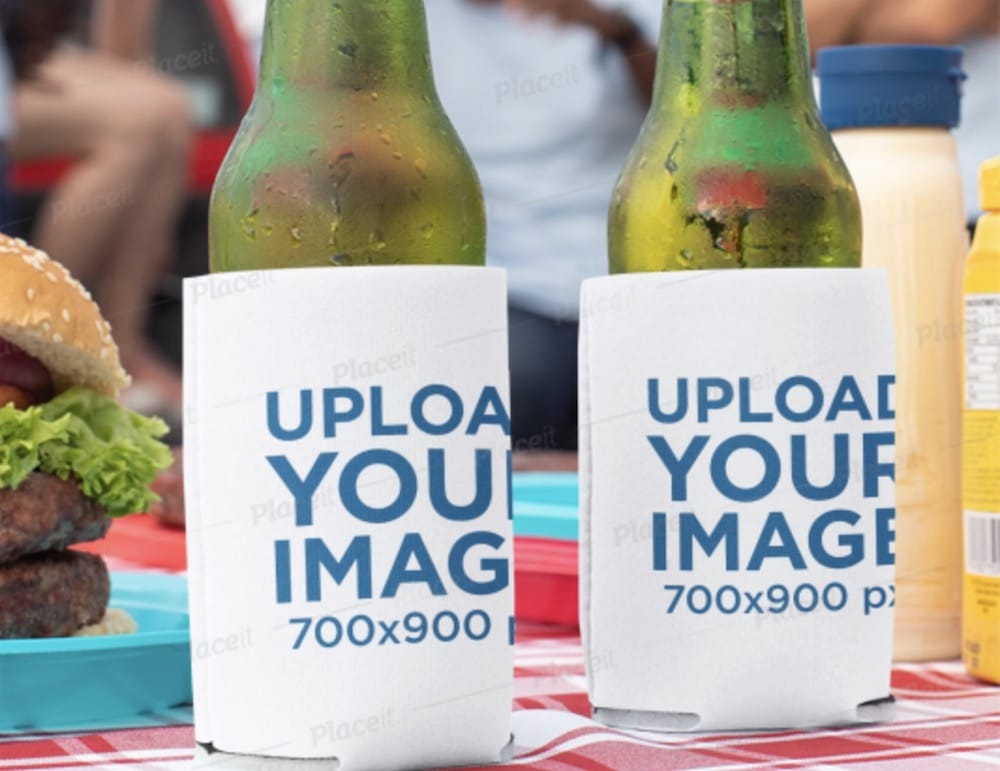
xmin=183 ymin=266 xmax=513 ymax=766
xmin=579 ymin=268 xmax=896 ymax=730
xmin=966 ymin=511 xmax=1000 ymax=576
xmin=964 ymin=509 xmax=1000 ymax=679
xmin=963 ymin=295 xmax=1000 ymax=680
xmin=965 ymin=294 xmax=1000 ymax=410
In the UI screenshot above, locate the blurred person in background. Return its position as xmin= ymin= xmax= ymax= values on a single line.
xmin=1 ymin=0 xmax=193 ymax=411
xmin=805 ymin=0 xmax=1000 ymax=222
xmin=426 ymin=0 xmax=660 ymax=457
xmin=0 ymin=18 xmax=12 ymax=230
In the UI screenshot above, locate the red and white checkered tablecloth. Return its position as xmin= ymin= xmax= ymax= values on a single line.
xmin=3 ymin=519 xmax=1000 ymax=770
xmin=4 ymin=627 xmax=1000 ymax=770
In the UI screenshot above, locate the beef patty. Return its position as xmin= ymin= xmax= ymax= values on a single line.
xmin=0 ymin=472 xmax=109 ymax=564
xmin=0 ymin=551 xmax=109 ymax=638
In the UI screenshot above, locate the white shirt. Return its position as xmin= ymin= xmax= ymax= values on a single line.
xmin=427 ymin=1 xmax=661 ymax=319
xmin=228 ymin=0 xmax=266 ymax=69
xmin=956 ymin=36 xmax=1000 ymax=220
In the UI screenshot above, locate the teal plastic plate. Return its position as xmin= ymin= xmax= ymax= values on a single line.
xmin=512 ymin=473 xmax=579 ymax=541
xmin=0 ymin=571 xmax=192 ymax=732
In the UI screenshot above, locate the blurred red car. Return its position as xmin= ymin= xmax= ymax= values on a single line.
xmin=9 ymin=0 xmax=255 ymax=365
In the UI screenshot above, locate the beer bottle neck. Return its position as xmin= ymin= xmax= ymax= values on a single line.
xmin=258 ymin=0 xmax=437 ymax=94
xmin=653 ymin=0 xmax=815 ymax=110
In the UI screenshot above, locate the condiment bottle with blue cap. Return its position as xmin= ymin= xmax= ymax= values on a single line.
xmin=818 ymin=45 xmax=970 ymax=663
xmin=963 ymin=155 xmax=1000 ymax=685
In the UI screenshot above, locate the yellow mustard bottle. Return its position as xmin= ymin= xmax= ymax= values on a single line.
xmin=963 ymin=156 xmax=1000 ymax=683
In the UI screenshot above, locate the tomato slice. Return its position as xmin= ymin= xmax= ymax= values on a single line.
xmin=0 ymin=338 xmax=55 ymax=406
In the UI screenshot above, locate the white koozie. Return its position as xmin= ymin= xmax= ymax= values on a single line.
xmin=579 ymin=268 xmax=897 ymax=731
xmin=184 ymin=266 xmax=514 ymax=769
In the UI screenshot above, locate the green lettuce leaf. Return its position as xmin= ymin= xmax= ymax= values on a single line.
xmin=0 ymin=387 xmax=173 ymax=517
xmin=0 ymin=404 xmax=72 ymax=490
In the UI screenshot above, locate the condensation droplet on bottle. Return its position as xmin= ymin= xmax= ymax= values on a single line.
xmin=393 ymin=152 xmax=403 ymax=161
xmin=369 ymin=230 xmax=387 ymax=252
xmin=421 ymin=222 xmax=435 ymax=239
xmin=329 ymin=253 xmax=351 ymax=267
xmin=327 ymin=218 xmax=340 ymax=245
xmin=414 ymin=159 xmax=428 ymax=179
xmin=290 ymin=226 xmax=303 ymax=243
xmin=240 ymin=210 xmax=257 ymax=240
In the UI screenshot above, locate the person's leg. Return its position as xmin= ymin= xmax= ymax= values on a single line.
xmin=9 ymin=48 xmax=192 ymax=403
xmin=91 ymin=75 xmax=192 ymax=402
xmin=507 ymin=306 xmax=579 ymax=451
xmin=11 ymin=50 xmax=155 ymax=280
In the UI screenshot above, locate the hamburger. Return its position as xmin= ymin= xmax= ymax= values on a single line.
xmin=0 ymin=234 xmax=173 ymax=639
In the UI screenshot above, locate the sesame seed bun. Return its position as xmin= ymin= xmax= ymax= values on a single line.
xmin=0 ymin=234 xmax=129 ymax=397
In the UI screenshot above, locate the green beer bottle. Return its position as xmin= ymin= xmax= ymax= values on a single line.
xmin=210 ymin=0 xmax=485 ymax=272
xmin=609 ymin=0 xmax=861 ymax=272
